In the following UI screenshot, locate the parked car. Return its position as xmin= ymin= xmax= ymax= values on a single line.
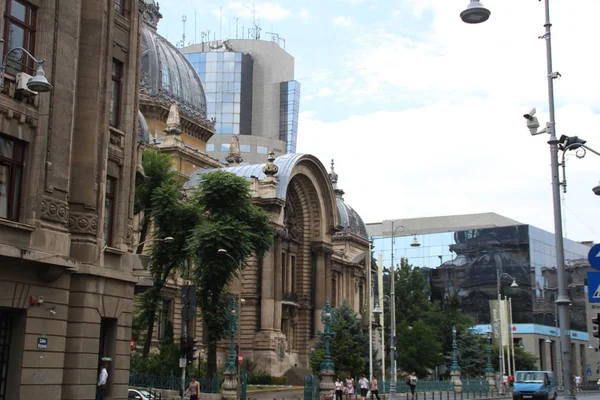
xmin=512 ymin=371 xmax=557 ymax=400
xmin=128 ymin=388 xmax=162 ymax=400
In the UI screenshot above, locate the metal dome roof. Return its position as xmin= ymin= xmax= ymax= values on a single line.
xmin=335 ymin=197 xmax=368 ymax=242
xmin=140 ymin=24 xmax=207 ymax=119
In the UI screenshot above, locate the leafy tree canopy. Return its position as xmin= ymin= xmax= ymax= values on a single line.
xmin=310 ymin=301 xmax=370 ymax=378
xmin=396 ymin=320 xmax=443 ymax=377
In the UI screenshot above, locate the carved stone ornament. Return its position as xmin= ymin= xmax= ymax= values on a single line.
xmin=277 ymin=198 xmax=302 ymax=242
xmin=40 ymin=196 xmax=69 ymax=224
xmin=109 ymin=130 xmax=123 ymax=147
xmin=126 ymin=225 xmax=134 ymax=246
xmin=68 ymin=212 xmax=99 ymax=235
xmin=262 ymin=150 xmax=278 ymax=177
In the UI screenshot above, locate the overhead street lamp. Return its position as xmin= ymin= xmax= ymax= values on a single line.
xmin=460 ymin=2 xmax=575 ymax=398
xmin=0 ymin=39 xmax=53 ymax=93
xmin=388 ymin=222 xmax=420 ymax=399
xmin=460 ymin=0 xmax=490 ymax=24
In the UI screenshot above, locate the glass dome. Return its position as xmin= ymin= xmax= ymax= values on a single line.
xmin=140 ymin=25 xmax=207 ymax=119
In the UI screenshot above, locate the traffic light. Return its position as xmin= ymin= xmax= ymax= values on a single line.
xmin=180 ymin=337 xmax=188 ymax=358
xmin=593 ymin=313 xmax=600 ymax=340
xmin=186 ymin=337 xmax=197 ymax=363
xmin=558 ymin=135 xmax=586 ymax=151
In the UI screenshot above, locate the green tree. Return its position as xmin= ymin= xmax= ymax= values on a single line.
xmin=133 ymin=149 xmax=178 ymax=254
xmin=187 ymin=171 xmax=273 ymax=379
xmin=491 ymin=344 xmax=538 ymax=372
xmin=137 ymin=176 xmax=199 ymax=357
xmin=444 ymin=329 xmax=486 ymax=378
xmin=393 ymin=259 xmax=435 ymax=324
xmin=429 ymin=293 xmax=474 ymax=358
xmin=310 ymin=301 xmax=370 ymax=377
xmin=396 ymin=320 xmax=443 ymax=377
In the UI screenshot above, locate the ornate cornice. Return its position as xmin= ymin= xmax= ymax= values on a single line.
xmin=139 ymin=99 xmax=215 ymax=142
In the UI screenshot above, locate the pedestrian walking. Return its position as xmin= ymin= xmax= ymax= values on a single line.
xmin=575 ymin=375 xmax=582 ymax=392
xmin=335 ymin=377 xmax=344 ymax=400
xmin=370 ymin=376 xmax=381 ymax=400
xmin=345 ymin=374 xmax=355 ymax=400
xmin=185 ymin=376 xmax=201 ymax=400
xmin=408 ymin=371 xmax=418 ymax=399
xmin=359 ymin=374 xmax=369 ymax=400
xmin=95 ymin=361 xmax=108 ymax=400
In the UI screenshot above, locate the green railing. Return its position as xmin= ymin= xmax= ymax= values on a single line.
xmin=461 ymin=380 xmax=489 ymax=392
xmin=129 ymin=372 xmax=221 ymax=393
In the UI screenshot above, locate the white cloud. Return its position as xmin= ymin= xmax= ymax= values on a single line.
xmin=317 ymin=87 xmax=334 ymax=97
xmin=297 ymin=0 xmax=600 ymax=242
xmin=225 ymin=1 xmax=291 ymax=22
xmin=298 ymin=8 xmax=312 ymax=22
xmin=332 ymin=16 xmax=353 ymax=27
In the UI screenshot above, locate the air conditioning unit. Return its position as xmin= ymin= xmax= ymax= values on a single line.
xmin=15 ymin=72 xmax=37 ymax=95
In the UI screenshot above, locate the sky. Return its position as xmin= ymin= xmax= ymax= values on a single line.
xmin=157 ymin=0 xmax=600 ymax=244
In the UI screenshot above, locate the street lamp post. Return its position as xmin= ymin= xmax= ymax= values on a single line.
xmin=460 ymin=2 xmax=575 ymax=398
xmin=496 ymin=271 xmax=518 ymax=391
xmin=319 ymin=301 xmax=336 ymax=394
xmin=216 ymin=249 xmax=245 ymax=400
xmin=388 ymin=222 xmax=420 ymax=398
xmin=373 ymin=295 xmax=389 ymax=383
xmin=450 ymin=325 xmax=462 ymax=392
xmin=485 ymin=331 xmax=496 ymax=390
xmin=221 ymin=297 xmax=239 ymax=400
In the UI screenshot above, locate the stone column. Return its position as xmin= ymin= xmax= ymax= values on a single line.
xmin=273 ymin=241 xmax=282 ymax=332
xmin=313 ymin=250 xmax=326 ymax=332
xmin=260 ymin=248 xmax=275 ymax=332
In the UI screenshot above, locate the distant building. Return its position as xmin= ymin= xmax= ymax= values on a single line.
xmin=181 ymin=39 xmax=301 ymax=164
xmin=367 ymin=213 xmax=597 ymax=380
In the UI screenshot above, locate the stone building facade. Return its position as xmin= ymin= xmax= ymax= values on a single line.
xmin=184 ymin=156 xmax=372 ymax=376
xmin=133 ymin=1 xmax=373 ymax=377
xmin=0 ymin=1 xmax=146 ymax=399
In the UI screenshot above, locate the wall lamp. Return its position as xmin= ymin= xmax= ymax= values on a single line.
xmin=0 ymin=39 xmax=52 ymax=93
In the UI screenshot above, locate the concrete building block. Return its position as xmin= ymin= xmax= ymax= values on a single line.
xmin=20 ymin=367 xmax=64 ymax=385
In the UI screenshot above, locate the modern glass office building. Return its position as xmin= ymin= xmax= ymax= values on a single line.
xmin=182 ymin=39 xmax=300 ymax=164
xmin=367 ymin=213 xmax=596 ymax=377
xmin=184 ymin=51 xmax=253 ymax=136
xmin=371 ymin=221 xmax=590 ymax=330
xmin=279 ymin=80 xmax=301 ymax=153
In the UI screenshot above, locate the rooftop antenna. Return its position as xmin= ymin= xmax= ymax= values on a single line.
xmin=194 ymin=11 xmax=197 ymax=44
xmin=179 ymin=15 xmax=187 ymax=48
xmin=219 ymin=6 xmax=222 ymax=39
xmin=236 ymin=18 xmax=239 ymax=39
xmin=265 ymin=31 xmax=285 ymax=49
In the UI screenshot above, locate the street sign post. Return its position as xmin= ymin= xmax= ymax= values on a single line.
xmin=587 ymin=272 xmax=600 ymax=303
xmin=238 ymin=352 xmax=244 ymax=365
xmin=588 ymin=243 xmax=600 ymax=271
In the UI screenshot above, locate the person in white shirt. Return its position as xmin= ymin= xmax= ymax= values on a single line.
xmin=96 ymin=362 xmax=108 ymax=400
xmin=335 ymin=377 xmax=344 ymax=400
xmin=359 ymin=375 xmax=369 ymax=400
xmin=575 ymin=375 xmax=582 ymax=392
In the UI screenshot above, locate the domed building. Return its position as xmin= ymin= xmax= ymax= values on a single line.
xmin=137 ymin=0 xmax=221 ymax=174
xmin=185 ymin=154 xmax=373 ymax=376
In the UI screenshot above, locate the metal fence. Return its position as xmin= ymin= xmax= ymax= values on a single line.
xmin=129 ymin=372 xmax=221 ymax=393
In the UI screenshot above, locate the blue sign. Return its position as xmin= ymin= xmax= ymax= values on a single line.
xmin=37 ymin=335 xmax=48 ymax=350
xmin=587 ymin=272 xmax=600 ymax=303
xmin=588 ymin=243 xmax=600 ymax=271
xmin=587 ymin=364 xmax=592 ymax=377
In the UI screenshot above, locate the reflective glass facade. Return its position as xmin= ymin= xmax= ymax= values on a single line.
xmin=185 ymin=51 xmax=253 ymax=135
xmin=279 ymin=81 xmax=301 ymax=153
xmin=372 ymin=224 xmax=591 ymax=332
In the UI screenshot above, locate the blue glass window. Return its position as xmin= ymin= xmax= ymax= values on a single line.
xmin=257 ymin=146 xmax=268 ymax=155
xmin=220 ymin=143 xmax=230 ymax=152
xmin=206 ymin=143 xmax=214 ymax=152
xmin=240 ymin=144 xmax=251 ymax=153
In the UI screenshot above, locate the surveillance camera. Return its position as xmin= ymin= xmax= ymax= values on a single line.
xmin=523 ymin=108 xmax=536 ymax=120
xmin=527 ymin=116 xmax=540 ymax=135
xmin=593 ymin=181 xmax=600 ymax=196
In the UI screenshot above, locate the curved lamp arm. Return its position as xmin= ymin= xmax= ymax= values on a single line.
xmin=0 ymin=39 xmax=51 ymax=92
xmin=559 ymin=140 xmax=600 ymax=194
